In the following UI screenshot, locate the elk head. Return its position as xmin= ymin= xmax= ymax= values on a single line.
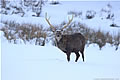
xmin=45 ymin=13 xmax=73 ymax=42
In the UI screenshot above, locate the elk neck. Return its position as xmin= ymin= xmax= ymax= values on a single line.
xmin=55 ymin=35 xmax=62 ymax=42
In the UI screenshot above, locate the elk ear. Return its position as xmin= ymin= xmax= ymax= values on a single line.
xmin=61 ymin=27 xmax=65 ymax=31
xmin=50 ymin=27 xmax=56 ymax=32
xmin=52 ymin=29 xmax=56 ymax=32
xmin=61 ymin=29 xmax=63 ymax=31
xmin=60 ymin=29 xmax=64 ymax=34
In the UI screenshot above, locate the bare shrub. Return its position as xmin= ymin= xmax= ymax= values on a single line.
xmin=68 ymin=11 xmax=82 ymax=18
xmin=113 ymin=32 xmax=120 ymax=50
xmin=1 ymin=21 xmax=119 ymax=50
xmin=93 ymin=30 xmax=106 ymax=49
xmin=86 ymin=10 xmax=96 ymax=19
xmin=50 ymin=1 xmax=60 ymax=5
xmin=55 ymin=21 xmax=119 ymax=50
xmin=1 ymin=21 xmax=47 ymax=46
xmin=0 ymin=0 xmax=45 ymax=17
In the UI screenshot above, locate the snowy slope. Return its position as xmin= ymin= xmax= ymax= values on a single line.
xmin=1 ymin=1 xmax=120 ymax=35
xmin=1 ymin=31 xmax=120 ymax=80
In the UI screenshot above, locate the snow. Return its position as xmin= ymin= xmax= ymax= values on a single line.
xmin=1 ymin=33 xmax=120 ymax=80
xmin=1 ymin=1 xmax=120 ymax=35
xmin=1 ymin=1 xmax=120 ymax=80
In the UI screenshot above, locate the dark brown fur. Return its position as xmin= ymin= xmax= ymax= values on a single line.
xmin=56 ymin=33 xmax=85 ymax=62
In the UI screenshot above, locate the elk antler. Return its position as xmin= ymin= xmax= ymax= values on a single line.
xmin=45 ymin=13 xmax=55 ymax=31
xmin=61 ymin=15 xmax=73 ymax=30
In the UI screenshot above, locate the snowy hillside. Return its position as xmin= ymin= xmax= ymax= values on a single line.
xmin=1 ymin=1 xmax=120 ymax=34
xmin=1 ymin=1 xmax=120 ymax=80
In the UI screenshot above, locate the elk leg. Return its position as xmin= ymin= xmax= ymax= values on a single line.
xmin=80 ymin=51 xmax=84 ymax=62
xmin=75 ymin=52 xmax=80 ymax=62
xmin=66 ymin=52 xmax=71 ymax=62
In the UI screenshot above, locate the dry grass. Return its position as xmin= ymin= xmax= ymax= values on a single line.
xmin=1 ymin=21 xmax=119 ymax=50
xmin=59 ymin=21 xmax=120 ymax=50
xmin=1 ymin=21 xmax=47 ymax=46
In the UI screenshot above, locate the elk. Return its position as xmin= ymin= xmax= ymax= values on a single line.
xmin=45 ymin=13 xmax=85 ymax=62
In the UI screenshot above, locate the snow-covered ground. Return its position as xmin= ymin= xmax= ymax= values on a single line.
xmin=1 ymin=30 xmax=120 ymax=80
xmin=1 ymin=1 xmax=120 ymax=80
